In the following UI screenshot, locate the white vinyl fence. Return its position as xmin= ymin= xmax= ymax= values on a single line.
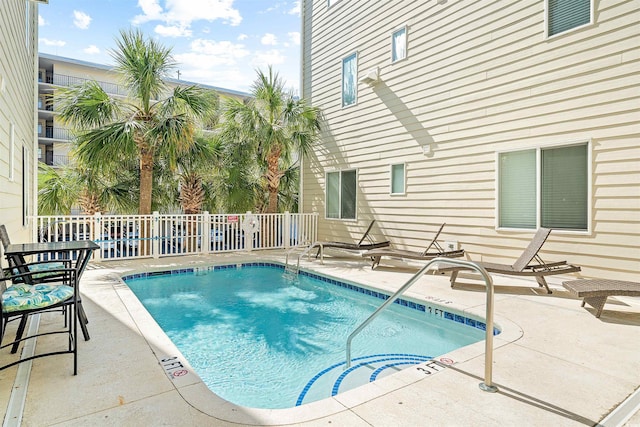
xmin=33 ymin=211 xmax=318 ymax=262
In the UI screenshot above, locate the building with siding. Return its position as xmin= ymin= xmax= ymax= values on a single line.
xmin=300 ymin=0 xmax=640 ymax=281
xmin=37 ymin=53 xmax=249 ymax=168
xmin=0 ymin=0 xmax=43 ymax=245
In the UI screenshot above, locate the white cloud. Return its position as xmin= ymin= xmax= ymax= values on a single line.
xmin=134 ymin=0 xmax=164 ymax=23
xmin=134 ymin=0 xmax=242 ymax=28
xmin=184 ymin=39 xmax=250 ymax=60
xmin=39 ymin=38 xmax=66 ymax=47
xmin=237 ymin=33 xmax=248 ymax=41
xmin=173 ymin=38 xmax=253 ymax=91
xmin=261 ymin=33 xmax=278 ymax=46
xmin=154 ymin=24 xmax=192 ymax=37
xmin=288 ymin=1 xmax=301 ymax=16
xmin=38 ymin=15 xmax=46 ymax=26
xmin=287 ymin=32 xmax=300 ymax=46
xmin=251 ymin=49 xmax=286 ymax=68
xmin=73 ymin=10 xmax=92 ymax=30
xmin=83 ymin=45 xmax=100 ymax=55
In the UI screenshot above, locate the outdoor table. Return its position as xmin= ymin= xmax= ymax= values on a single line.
xmin=4 ymin=240 xmax=99 ymax=340
xmin=4 ymin=240 xmax=99 ymax=282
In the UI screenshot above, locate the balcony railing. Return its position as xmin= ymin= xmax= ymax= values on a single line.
xmin=50 ymin=73 xmax=129 ymax=97
xmin=38 ymin=154 xmax=71 ymax=167
xmin=33 ymin=212 xmax=318 ymax=262
xmin=40 ymin=127 xmax=72 ymax=141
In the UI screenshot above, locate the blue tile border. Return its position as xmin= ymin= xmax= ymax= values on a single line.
xmin=122 ymin=262 xmax=500 ymax=336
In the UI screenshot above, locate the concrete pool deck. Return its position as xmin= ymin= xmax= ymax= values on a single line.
xmin=1 ymin=251 xmax=639 ymax=426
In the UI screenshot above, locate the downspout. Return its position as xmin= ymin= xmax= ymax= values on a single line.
xmin=31 ymin=0 xmax=41 ymax=240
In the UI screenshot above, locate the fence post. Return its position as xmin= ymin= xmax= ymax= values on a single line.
xmin=93 ymin=212 xmax=102 ymax=262
xmin=313 ymin=212 xmax=319 ymax=242
xmin=284 ymin=211 xmax=291 ymax=249
xmin=153 ymin=211 xmax=160 ymax=259
xmin=202 ymin=211 xmax=210 ymax=255
xmin=245 ymin=211 xmax=253 ymax=252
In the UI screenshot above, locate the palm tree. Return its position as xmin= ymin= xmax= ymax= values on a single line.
xmin=218 ymin=67 xmax=322 ymax=213
xmin=57 ymin=29 xmax=216 ymax=215
xmin=38 ymin=163 xmax=138 ymax=216
xmin=176 ymin=136 xmax=221 ymax=214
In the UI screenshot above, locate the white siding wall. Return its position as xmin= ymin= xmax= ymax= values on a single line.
xmin=301 ymin=0 xmax=640 ymax=280
xmin=0 ymin=0 xmax=39 ymax=246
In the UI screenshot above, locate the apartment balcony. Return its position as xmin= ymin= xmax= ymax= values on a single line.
xmin=39 ymin=72 xmax=129 ymax=97
xmin=38 ymin=154 xmax=71 ymax=167
xmin=38 ymin=126 xmax=72 ymax=142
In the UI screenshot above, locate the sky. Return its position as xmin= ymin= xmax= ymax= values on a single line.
xmin=37 ymin=0 xmax=302 ymax=95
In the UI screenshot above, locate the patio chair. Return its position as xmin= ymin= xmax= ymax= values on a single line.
xmin=315 ymin=220 xmax=390 ymax=258
xmin=0 ymin=225 xmax=70 ymax=284
xmin=440 ymin=227 xmax=581 ymax=294
xmin=362 ymin=223 xmax=465 ymax=269
xmin=0 ymin=265 xmax=79 ymax=374
xmin=0 ymin=225 xmax=90 ymax=349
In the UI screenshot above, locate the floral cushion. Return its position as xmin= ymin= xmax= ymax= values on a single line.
xmin=2 ymin=283 xmax=74 ymax=313
xmin=10 ymin=261 xmax=68 ymax=282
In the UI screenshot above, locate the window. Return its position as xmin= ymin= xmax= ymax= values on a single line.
xmin=391 ymin=27 xmax=407 ymax=62
xmin=390 ymin=163 xmax=405 ymax=195
xmin=498 ymin=143 xmax=589 ymax=231
xmin=9 ymin=122 xmax=15 ymax=181
xmin=326 ymin=170 xmax=357 ymax=219
xmin=22 ymin=146 xmax=30 ymax=226
xmin=547 ymin=0 xmax=592 ymax=37
xmin=342 ymin=53 xmax=357 ymax=107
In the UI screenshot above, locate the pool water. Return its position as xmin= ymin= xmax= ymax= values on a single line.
xmin=125 ymin=265 xmax=486 ymax=409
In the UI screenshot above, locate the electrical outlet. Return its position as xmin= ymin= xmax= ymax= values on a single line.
xmin=444 ymin=240 xmax=458 ymax=251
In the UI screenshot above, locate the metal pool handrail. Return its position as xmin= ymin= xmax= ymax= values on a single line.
xmin=345 ymin=257 xmax=498 ymax=393
xmin=284 ymin=241 xmax=324 ymax=274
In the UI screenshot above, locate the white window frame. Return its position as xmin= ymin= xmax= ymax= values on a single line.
xmin=341 ymin=52 xmax=357 ymax=108
xmin=391 ymin=26 xmax=408 ymax=63
xmin=496 ymin=140 xmax=592 ymax=234
xmin=325 ymin=169 xmax=358 ymax=221
xmin=390 ymin=163 xmax=406 ymax=195
xmin=545 ymin=0 xmax=594 ymax=39
xmin=327 ymin=0 xmax=342 ymax=7
xmin=22 ymin=146 xmax=30 ymax=226
xmin=9 ymin=122 xmax=15 ymax=182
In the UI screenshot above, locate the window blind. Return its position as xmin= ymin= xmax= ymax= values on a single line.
xmin=326 ymin=172 xmax=340 ymax=218
xmin=341 ymin=170 xmax=356 ymax=219
xmin=548 ymin=0 xmax=591 ymax=36
xmin=499 ymin=150 xmax=536 ymax=229
xmin=541 ymin=145 xmax=588 ymax=230
xmin=391 ymin=164 xmax=405 ymax=194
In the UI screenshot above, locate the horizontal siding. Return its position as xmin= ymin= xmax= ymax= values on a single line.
xmin=301 ymin=0 xmax=640 ymax=281
xmin=0 ymin=0 xmax=38 ymax=246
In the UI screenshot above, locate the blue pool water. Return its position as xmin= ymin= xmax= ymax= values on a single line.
xmin=124 ymin=264 xmax=488 ymax=409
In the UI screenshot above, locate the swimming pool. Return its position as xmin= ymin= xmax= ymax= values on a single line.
xmin=124 ymin=263 xmax=493 ymax=409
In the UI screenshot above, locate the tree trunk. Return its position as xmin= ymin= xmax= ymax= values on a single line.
xmin=139 ymin=145 xmax=154 ymax=215
xmin=266 ymin=146 xmax=281 ymax=214
xmin=138 ymin=142 xmax=154 ymax=256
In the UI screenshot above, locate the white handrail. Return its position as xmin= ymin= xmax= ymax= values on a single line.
xmin=345 ymin=257 xmax=498 ymax=393
xmin=284 ymin=241 xmax=324 ymax=273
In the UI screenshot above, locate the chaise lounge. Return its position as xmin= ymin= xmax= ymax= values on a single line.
xmin=315 ymin=220 xmax=390 ymax=258
xmin=362 ymin=223 xmax=464 ymax=269
xmin=562 ymin=279 xmax=640 ymax=318
xmin=440 ymin=227 xmax=581 ymax=294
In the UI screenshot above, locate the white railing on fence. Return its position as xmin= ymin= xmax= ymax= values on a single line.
xmin=33 ymin=211 xmax=318 ymax=262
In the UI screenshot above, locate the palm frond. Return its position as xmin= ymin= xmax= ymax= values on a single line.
xmin=56 ymin=81 xmax=121 ymax=129
xmin=110 ymin=28 xmax=175 ymax=112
